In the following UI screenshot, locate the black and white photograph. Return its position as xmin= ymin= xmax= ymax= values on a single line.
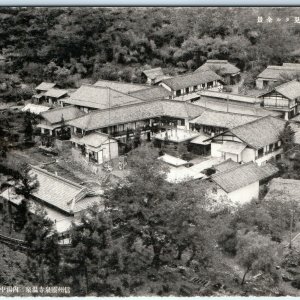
xmin=0 ymin=6 xmax=300 ymax=296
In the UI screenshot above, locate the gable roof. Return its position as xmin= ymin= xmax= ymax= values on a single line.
xmin=44 ymin=88 xmax=68 ymax=99
xmin=213 ymin=159 xmax=239 ymax=173
xmin=257 ymin=64 xmax=300 ymax=80
xmin=129 ymin=86 xmax=171 ymax=100
xmin=264 ymin=177 xmax=300 ymax=203
xmin=193 ymin=98 xmax=282 ymax=118
xmin=161 ymin=70 xmax=222 ymax=91
xmin=67 ymin=100 xmax=206 ymax=131
xmin=274 ymin=80 xmax=300 ymax=100
xmin=195 ymin=60 xmax=240 ymax=75
xmin=211 ymin=162 xmax=276 ymax=193
xmin=93 ymin=79 xmax=149 ymax=93
xmin=200 ymin=90 xmax=260 ymax=104
xmin=142 ymin=67 xmax=165 ymax=80
xmin=29 ymin=166 xmax=88 ymax=214
xmin=230 ymin=116 xmax=286 ymax=149
xmin=190 ymin=110 xmax=259 ymax=129
xmin=70 ymin=132 xmax=116 ymax=148
xmin=158 ymin=153 xmax=189 ymax=167
xmin=41 ymin=106 xmax=85 ymax=124
xmin=62 ymin=85 xmax=144 ymax=110
xmin=35 ymin=82 xmax=56 ymax=91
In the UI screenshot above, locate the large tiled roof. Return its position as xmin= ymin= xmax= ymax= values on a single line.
xmin=44 ymin=88 xmax=68 ymax=98
xmin=161 ymin=70 xmax=222 ymax=91
xmin=62 ymin=85 xmax=144 ymax=110
xmin=67 ymin=100 xmax=206 ymax=131
xmin=129 ymin=86 xmax=171 ymax=100
xmin=195 ymin=60 xmax=240 ymax=75
xmin=93 ymin=79 xmax=149 ymax=93
xmin=142 ymin=67 xmax=165 ymax=80
xmin=257 ymin=64 xmax=300 ymax=80
xmin=230 ymin=116 xmax=286 ymax=149
xmin=41 ymin=106 xmax=85 ymax=124
xmin=30 ymin=166 xmax=88 ymax=214
xmin=190 ymin=110 xmax=259 ymax=129
xmin=211 ymin=162 xmax=276 ymax=193
xmin=35 ymin=82 xmax=56 ymax=91
xmin=274 ymin=80 xmax=300 ymax=100
xmin=200 ymin=90 xmax=260 ymax=104
xmin=264 ymin=178 xmax=300 ymax=203
xmin=193 ymin=98 xmax=281 ymax=118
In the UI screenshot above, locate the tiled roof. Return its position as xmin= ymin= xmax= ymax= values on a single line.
xmin=44 ymin=88 xmax=68 ymax=98
xmin=161 ymin=70 xmax=222 ymax=91
xmin=257 ymin=64 xmax=300 ymax=80
xmin=30 ymin=166 xmax=88 ymax=214
xmin=129 ymin=86 xmax=171 ymax=100
xmin=200 ymin=90 xmax=260 ymax=104
xmin=230 ymin=116 xmax=286 ymax=149
xmin=93 ymin=79 xmax=149 ymax=93
xmin=213 ymin=159 xmax=239 ymax=173
xmin=195 ymin=60 xmax=240 ymax=75
xmin=190 ymin=110 xmax=259 ymax=129
xmin=21 ymin=104 xmax=50 ymax=115
xmin=193 ymin=98 xmax=282 ymax=117
xmin=35 ymin=82 xmax=56 ymax=91
xmin=41 ymin=106 xmax=85 ymax=124
xmin=67 ymin=100 xmax=206 ymax=131
xmin=211 ymin=162 xmax=275 ymax=193
xmin=274 ymin=80 xmax=300 ymax=100
xmin=70 ymin=132 xmax=116 ymax=148
xmin=264 ymin=178 xmax=300 ymax=203
xmin=62 ymin=85 xmax=144 ymax=110
xmin=142 ymin=67 xmax=165 ymax=80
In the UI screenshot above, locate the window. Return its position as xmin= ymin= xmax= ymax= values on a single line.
xmin=258 ymin=148 xmax=264 ymax=158
xmin=176 ymin=90 xmax=181 ymax=96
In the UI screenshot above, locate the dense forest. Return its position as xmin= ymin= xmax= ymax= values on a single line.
xmin=0 ymin=7 xmax=300 ymax=88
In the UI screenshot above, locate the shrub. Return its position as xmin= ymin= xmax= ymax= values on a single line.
xmin=217 ymin=227 xmax=237 ymax=255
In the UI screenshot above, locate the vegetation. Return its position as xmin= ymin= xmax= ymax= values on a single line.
xmin=0 ymin=7 xmax=299 ymax=90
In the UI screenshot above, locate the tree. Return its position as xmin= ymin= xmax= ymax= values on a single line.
xmin=11 ymin=162 xmax=39 ymax=231
xmin=236 ymin=230 xmax=280 ymax=285
xmin=279 ymin=122 xmax=295 ymax=154
xmin=62 ymin=205 xmax=126 ymax=296
xmin=24 ymin=111 xmax=34 ymax=142
xmin=24 ymin=206 xmax=61 ymax=285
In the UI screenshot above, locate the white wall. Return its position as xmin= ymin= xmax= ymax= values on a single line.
xmin=228 ymin=181 xmax=259 ymax=204
xmin=211 ymin=142 xmax=222 ymax=157
xmin=241 ymin=148 xmax=256 ymax=163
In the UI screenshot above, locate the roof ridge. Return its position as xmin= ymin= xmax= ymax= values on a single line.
xmin=30 ymin=165 xmax=84 ymax=189
xmin=94 ymin=79 xmax=148 ymax=87
xmin=211 ymin=161 xmax=254 ymax=178
xmin=162 ymin=69 xmax=219 ymax=82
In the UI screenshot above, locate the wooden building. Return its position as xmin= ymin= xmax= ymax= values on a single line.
xmin=208 ymin=116 xmax=286 ymax=166
xmin=195 ymin=60 xmax=241 ymax=85
xmin=258 ymin=80 xmax=300 ymax=120
xmin=256 ymin=63 xmax=300 ymax=89
xmin=160 ymin=70 xmax=223 ymax=101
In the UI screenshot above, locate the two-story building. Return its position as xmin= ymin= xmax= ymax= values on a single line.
xmin=37 ymin=106 xmax=85 ymax=136
xmin=259 ymin=80 xmax=300 ymax=120
xmin=67 ymin=100 xmax=206 ymax=144
xmin=208 ymin=116 xmax=286 ymax=166
xmin=33 ymin=82 xmax=57 ymax=103
xmin=160 ymin=70 xmax=223 ymax=101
